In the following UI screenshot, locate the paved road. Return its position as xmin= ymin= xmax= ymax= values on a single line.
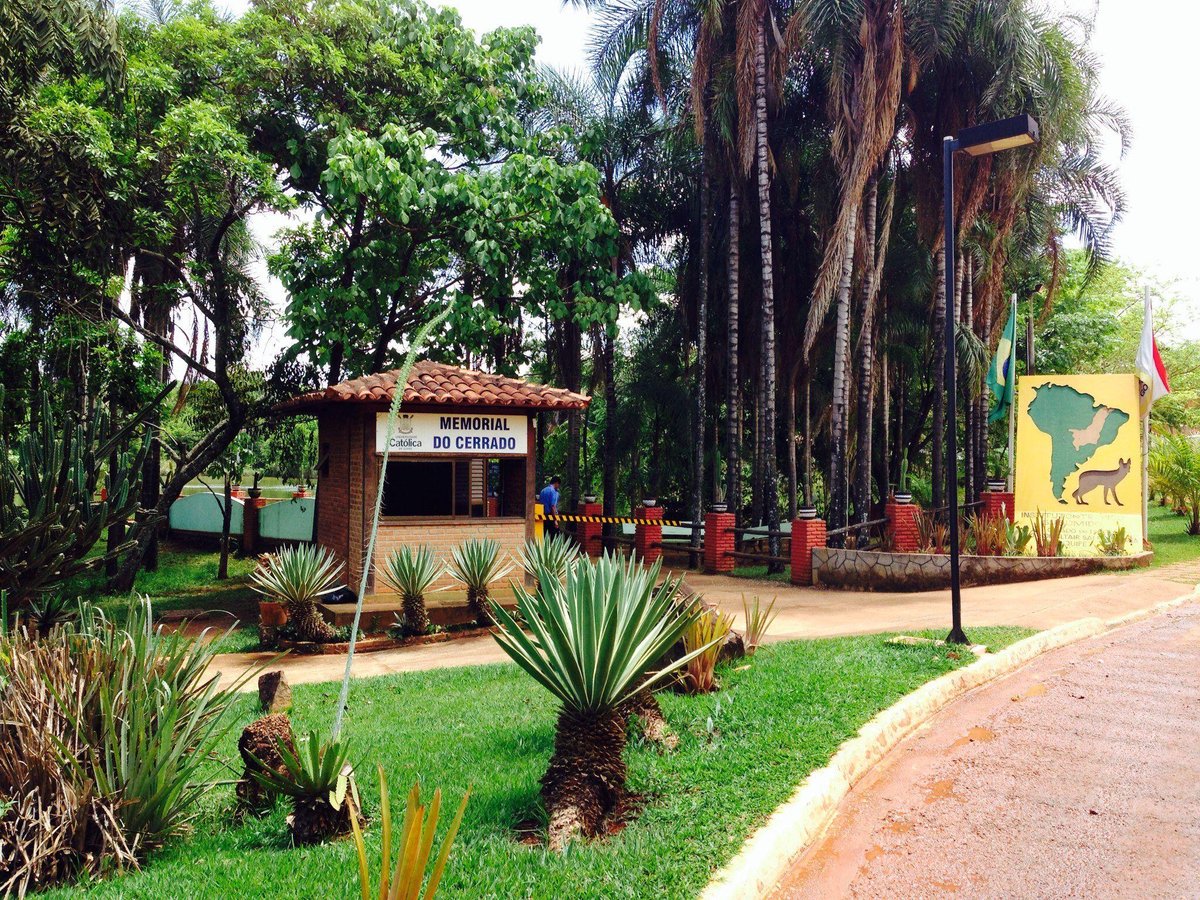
xmin=209 ymin=566 xmax=1197 ymax=691
xmin=774 ymin=600 xmax=1200 ymax=899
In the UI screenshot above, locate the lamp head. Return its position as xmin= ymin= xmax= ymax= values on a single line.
xmin=957 ymin=114 xmax=1040 ymax=157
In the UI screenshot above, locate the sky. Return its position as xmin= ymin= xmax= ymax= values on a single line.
xmin=216 ymin=0 xmax=1200 ymax=350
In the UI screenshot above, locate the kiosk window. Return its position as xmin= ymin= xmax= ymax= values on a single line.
xmin=381 ymin=457 xmax=526 ymax=518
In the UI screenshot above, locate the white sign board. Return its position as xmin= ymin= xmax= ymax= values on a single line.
xmin=376 ymin=412 xmax=528 ymax=455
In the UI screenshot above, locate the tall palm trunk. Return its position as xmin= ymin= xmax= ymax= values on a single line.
xmin=803 ymin=376 xmax=813 ymax=507
xmin=602 ymin=329 xmax=617 ymax=528
xmin=828 ymin=204 xmax=858 ymax=546
xmin=786 ymin=377 xmax=797 ymax=520
xmin=855 ymin=181 xmax=879 ymax=533
xmin=692 ymin=161 xmax=710 ymax=558
xmin=726 ymin=179 xmax=741 ymax=518
xmin=932 ymin=247 xmax=946 ymax=510
xmin=752 ymin=18 xmax=780 ymax=562
xmin=962 ymin=255 xmax=975 ymax=504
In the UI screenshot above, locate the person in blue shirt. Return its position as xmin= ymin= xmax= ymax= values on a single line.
xmin=538 ymin=476 xmax=561 ymax=538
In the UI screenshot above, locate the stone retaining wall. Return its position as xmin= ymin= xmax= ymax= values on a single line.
xmin=812 ymin=547 xmax=1152 ymax=592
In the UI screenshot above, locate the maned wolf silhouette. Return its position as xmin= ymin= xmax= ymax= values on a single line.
xmin=1071 ymin=458 xmax=1131 ymax=506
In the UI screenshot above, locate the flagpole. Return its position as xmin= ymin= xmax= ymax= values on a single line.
xmin=1006 ymin=293 xmax=1018 ymax=492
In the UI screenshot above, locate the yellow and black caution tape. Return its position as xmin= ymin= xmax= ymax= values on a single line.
xmin=540 ymin=513 xmax=691 ymax=527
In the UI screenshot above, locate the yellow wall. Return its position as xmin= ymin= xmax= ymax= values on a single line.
xmin=1014 ymin=374 xmax=1142 ymax=555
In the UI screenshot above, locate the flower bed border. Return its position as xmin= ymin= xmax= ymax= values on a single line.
xmin=812 ymin=547 xmax=1152 ymax=592
xmin=276 ymin=625 xmax=493 ymax=655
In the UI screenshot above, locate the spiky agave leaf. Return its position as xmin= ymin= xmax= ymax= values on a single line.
xmin=446 ymin=539 xmax=514 ymax=594
xmin=517 ymin=535 xmax=581 ymax=586
xmin=490 ymin=553 xmax=715 ymax=716
xmin=378 ymin=545 xmax=444 ymax=598
xmin=250 ymin=544 xmax=345 ymax=606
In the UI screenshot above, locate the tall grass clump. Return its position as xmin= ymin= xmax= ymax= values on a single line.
xmin=0 ymin=599 xmax=250 ymax=895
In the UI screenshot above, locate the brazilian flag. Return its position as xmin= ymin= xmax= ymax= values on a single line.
xmin=987 ymin=303 xmax=1017 ymax=423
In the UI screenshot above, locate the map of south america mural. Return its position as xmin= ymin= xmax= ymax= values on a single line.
xmin=1014 ymin=375 xmax=1143 ymax=554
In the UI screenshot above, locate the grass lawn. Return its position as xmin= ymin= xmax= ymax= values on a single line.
xmin=61 ymin=540 xmax=260 ymax=648
xmin=730 ymin=564 xmax=792 ymax=583
xmin=45 ymin=626 xmax=1033 ymax=899
xmin=1145 ymin=502 xmax=1200 ymax=568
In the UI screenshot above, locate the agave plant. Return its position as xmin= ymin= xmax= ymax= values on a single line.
xmin=378 ymin=545 xmax=443 ymax=636
xmin=250 ymin=545 xmax=344 ymax=643
xmin=490 ymin=553 xmax=712 ymax=850
xmin=350 ymin=768 xmax=469 ymax=900
xmin=25 ymin=593 xmax=77 ymax=637
xmin=447 ymin=538 xmax=513 ymax=627
xmin=517 ymin=535 xmax=580 ymax=590
xmin=249 ymin=730 xmax=362 ymax=845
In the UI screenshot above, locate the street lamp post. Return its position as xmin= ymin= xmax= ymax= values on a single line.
xmin=942 ymin=113 xmax=1039 ymax=645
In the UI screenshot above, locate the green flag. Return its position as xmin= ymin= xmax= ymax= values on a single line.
xmin=987 ymin=303 xmax=1017 ymax=423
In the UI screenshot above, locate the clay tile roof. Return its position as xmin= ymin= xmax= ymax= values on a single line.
xmin=277 ymin=360 xmax=590 ymax=414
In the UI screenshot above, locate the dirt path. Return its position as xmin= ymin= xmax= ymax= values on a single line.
xmin=773 ymin=599 xmax=1200 ymax=899
xmin=208 ymin=566 xmax=1197 ymax=691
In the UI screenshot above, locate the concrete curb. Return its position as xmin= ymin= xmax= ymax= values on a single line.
xmin=699 ymin=588 xmax=1200 ymax=900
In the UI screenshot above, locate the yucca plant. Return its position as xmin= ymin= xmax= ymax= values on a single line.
xmin=379 ymin=545 xmax=443 ymax=636
xmin=490 ymin=553 xmax=712 ymax=850
xmin=249 ymin=730 xmax=362 ymax=844
xmin=741 ymin=594 xmax=778 ymax=654
xmin=682 ymin=607 xmax=734 ymax=694
xmin=350 ymin=768 xmax=469 ymax=900
xmin=447 ymin=538 xmax=513 ymax=627
xmin=517 ymin=534 xmax=580 ymax=589
xmin=250 ymin=544 xmax=344 ymax=643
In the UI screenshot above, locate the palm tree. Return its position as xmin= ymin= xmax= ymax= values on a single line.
xmin=490 ymin=554 xmax=709 ymax=849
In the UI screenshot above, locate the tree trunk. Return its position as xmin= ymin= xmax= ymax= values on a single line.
xmin=962 ymin=256 xmax=975 ymax=505
xmin=932 ymin=248 xmax=946 ymax=511
xmin=288 ymin=597 xmax=337 ymax=643
xmin=691 ymin=157 xmax=710 ymax=560
xmin=855 ymin=179 xmax=879 ymax=533
xmin=726 ymin=178 xmax=742 ymax=519
xmin=803 ymin=377 xmax=813 ymax=507
xmin=753 ymin=19 xmax=781 ymax=565
xmin=542 ymin=706 xmax=627 ymax=851
xmin=828 ymin=204 xmax=858 ymax=546
xmin=402 ymin=591 xmax=430 ymax=636
xmin=218 ymin=472 xmax=232 ymax=580
xmin=622 ymin=688 xmax=677 ymax=750
xmin=602 ymin=329 xmax=618 ymax=532
xmin=786 ymin=377 xmax=797 ymax=520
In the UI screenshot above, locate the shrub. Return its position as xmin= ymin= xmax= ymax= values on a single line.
xmin=1095 ymin=526 xmax=1131 ymax=556
xmin=379 ymin=545 xmax=443 ymax=636
xmin=682 ymin=607 xmax=734 ymax=694
xmin=1149 ymin=433 xmax=1200 ymax=535
xmin=447 ymin=539 xmax=513 ymax=627
xmin=741 ymin=594 xmax=778 ymax=654
xmin=0 ymin=599 xmax=249 ymax=894
xmin=1005 ymin=521 xmax=1033 ymax=556
xmin=250 ymin=544 xmax=344 ymax=643
xmin=967 ymin=513 xmax=1006 ymax=556
xmin=915 ymin=509 xmax=948 ymax=554
xmin=350 ymin=768 xmax=468 ymax=900
xmin=1031 ymin=511 xmax=1065 ymax=557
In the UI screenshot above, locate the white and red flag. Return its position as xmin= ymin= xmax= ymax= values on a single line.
xmin=1136 ymin=286 xmax=1170 ymax=414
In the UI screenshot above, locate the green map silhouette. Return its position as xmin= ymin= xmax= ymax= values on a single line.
xmin=1027 ymin=383 xmax=1130 ymax=501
